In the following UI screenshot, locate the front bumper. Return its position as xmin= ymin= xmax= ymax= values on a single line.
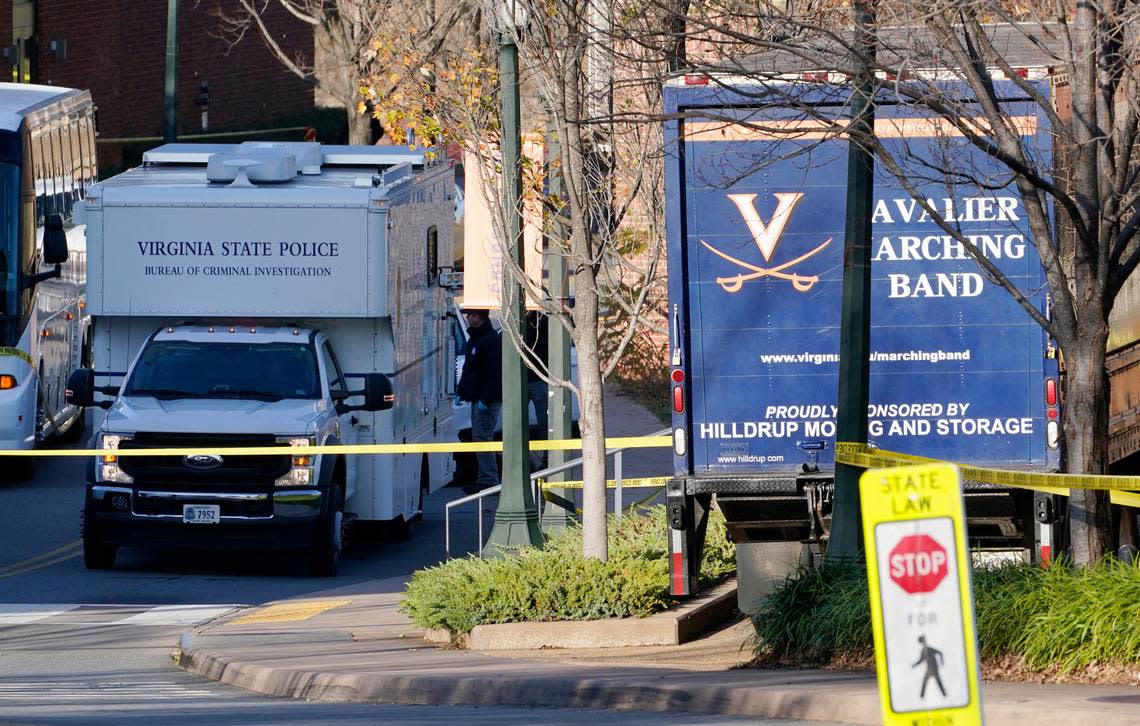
xmin=86 ymin=484 xmax=326 ymax=549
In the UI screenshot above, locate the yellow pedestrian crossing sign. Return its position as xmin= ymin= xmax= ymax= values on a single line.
xmin=860 ymin=462 xmax=983 ymax=726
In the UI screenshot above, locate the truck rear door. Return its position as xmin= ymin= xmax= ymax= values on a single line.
xmin=666 ymin=86 xmax=1059 ymax=479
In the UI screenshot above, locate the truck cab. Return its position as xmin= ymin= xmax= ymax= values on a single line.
xmin=70 ymin=324 xmax=393 ymax=574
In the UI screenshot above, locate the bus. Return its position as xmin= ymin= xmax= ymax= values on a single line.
xmin=0 ymin=83 xmax=96 ymax=479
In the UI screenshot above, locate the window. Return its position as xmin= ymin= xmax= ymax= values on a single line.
xmin=320 ymin=341 xmax=347 ymax=397
xmin=426 ymin=225 xmax=438 ymax=286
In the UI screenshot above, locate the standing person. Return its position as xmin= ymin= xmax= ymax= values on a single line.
xmin=523 ymin=310 xmax=550 ymax=470
xmin=457 ymin=308 xmax=502 ymax=493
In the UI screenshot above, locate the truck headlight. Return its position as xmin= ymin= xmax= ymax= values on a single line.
xmin=275 ymin=436 xmax=316 ymax=487
xmin=99 ymin=433 xmax=134 ymax=484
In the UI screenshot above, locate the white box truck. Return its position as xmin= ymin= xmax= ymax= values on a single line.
xmin=65 ymin=141 xmax=458 ymax=575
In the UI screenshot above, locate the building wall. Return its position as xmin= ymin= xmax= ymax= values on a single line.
xmin=3 ymin=1 xmax=315 ymax=169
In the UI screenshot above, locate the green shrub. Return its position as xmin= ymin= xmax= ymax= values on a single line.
xmin=752 ymin=557 xmax=1140 ymax=673
xmin=401 ymin=505 xmax=735 ymax=633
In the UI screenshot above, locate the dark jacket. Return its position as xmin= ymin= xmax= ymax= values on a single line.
xmin=524 ymin=312 xmax=549 ymax=384
xmin=457 ymin=321 xmax=502 ymax=405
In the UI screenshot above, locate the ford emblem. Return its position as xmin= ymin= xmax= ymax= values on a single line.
xmin=184 ymin=453 xmax=224 ymax=471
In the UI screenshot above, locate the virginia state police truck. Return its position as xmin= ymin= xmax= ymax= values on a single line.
xmin=662 ymin=70 xmax=1068 ymax=601
xmin=65 ymin=142 xmax=457 ymax=574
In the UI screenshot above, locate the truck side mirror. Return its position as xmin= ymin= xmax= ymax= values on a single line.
xmin=44 ymin=213 xmax=68 ymax=265
xmin=334 ymin=372 xmax=395 ymax=414
xmin=363 ymin=372 xmax=395 ymax=411
xmin=66 ymin=368 xmax=116 ymax=409
xmin=66 ymin=368 xmax=94 ymax=407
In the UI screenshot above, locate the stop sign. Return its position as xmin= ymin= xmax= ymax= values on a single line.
xmin=888 ymin=534 xmax=948 ymax=594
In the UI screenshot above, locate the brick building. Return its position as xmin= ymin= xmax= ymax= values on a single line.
xmin=1 ymin=0 xmax=317 ymax=172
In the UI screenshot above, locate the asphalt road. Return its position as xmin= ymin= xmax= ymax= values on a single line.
xmin=0 ymin=429 xmax=830 ymax=725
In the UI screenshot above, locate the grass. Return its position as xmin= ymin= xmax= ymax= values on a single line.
xmin=752 ymin=557 xmax=1140 ymax=674
xmin=401 ymin=505 xmax=735 ymax=634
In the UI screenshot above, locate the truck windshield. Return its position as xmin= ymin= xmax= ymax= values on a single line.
xmin=123 ymin=341 xmax=321 ymax=401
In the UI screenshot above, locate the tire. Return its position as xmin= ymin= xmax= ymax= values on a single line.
xmin=413 ymin=457 xmax=429 ymax=523
xmin=83 ymin=514 xmax=117 ymax=570
xmin=311 ymin=486 xmax=345 ymax=577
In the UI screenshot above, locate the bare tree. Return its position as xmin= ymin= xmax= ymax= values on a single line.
xmin=215 ymin=0 xmax=470 ymax=144
xmin=364 ymin=0 xmax=667 ymax=560
xmin=615 ymin=0 xmax=1140 ymax=562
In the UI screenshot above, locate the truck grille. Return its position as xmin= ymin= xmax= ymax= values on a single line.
xmin=119 ymin=433 xmax=291 ymax=484
xmin=132 ymin=495 xmax=273 ymax=518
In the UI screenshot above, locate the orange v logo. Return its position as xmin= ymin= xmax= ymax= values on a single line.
xmin=727 ymin=192 xmax=805 ymax=261
xmin=700 ymin=191 xmax=831 ymax=293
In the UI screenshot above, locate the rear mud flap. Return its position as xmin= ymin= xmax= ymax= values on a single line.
xmin=666 ymin=478 xmax=711 ymax=597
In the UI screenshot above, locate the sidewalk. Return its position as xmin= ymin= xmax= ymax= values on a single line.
xmin=176 ymin=388 xmax=1140 ymax=722
xmin=178 ymin=577 xmax=1140 ymax=725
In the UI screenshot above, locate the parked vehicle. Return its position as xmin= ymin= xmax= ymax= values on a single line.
xmin=67 ymin=141 xmax=457 ymax=574
xmin=662 ymin=66 xmax=1075 ymax=601
xmin=0 ymin=83 xmax=97 ymax=479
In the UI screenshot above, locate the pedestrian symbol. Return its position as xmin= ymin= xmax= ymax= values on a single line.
xmin=913 ymin=635 xmax=947 ymax=699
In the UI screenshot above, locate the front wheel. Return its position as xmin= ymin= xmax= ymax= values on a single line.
xmin=83 ymin=514 xmax=117 ymax=570
xmin=311 ymin=487 xmax=344 ymax=577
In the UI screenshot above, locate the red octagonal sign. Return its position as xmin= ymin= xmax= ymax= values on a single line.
xmin=888 ymin=534 xmax=948 ymax=594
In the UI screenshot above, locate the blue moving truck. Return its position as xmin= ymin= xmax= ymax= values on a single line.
xmin=662 ymin=75 xmax=1063 ymax=596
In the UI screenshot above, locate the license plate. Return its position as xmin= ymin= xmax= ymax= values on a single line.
xmin=182 ymin=504 xmax=220 ymax=524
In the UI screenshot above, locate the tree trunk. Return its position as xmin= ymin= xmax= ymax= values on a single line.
xmin=346 ymin=105 xmax=372 ymax=145
xmin=577 ymin=305 xmax=608 ymax=561
xmin=1064 ymin=332 xmax=1112 ymax=564
xmin=560 ymin=43 xmax=609 ymax=561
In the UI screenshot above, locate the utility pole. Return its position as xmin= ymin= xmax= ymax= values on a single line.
xmin=163 ymin=0 xmax=179 ymax=143
xmin=828 ymin=0 xmax=876 ymax=562
xmin=487 ymin=7 xmax=543 ymax=552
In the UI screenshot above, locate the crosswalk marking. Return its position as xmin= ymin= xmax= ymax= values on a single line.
xmin=0 ymin=603 xmax=240 ymax=627
xmin=0 ymin=681 xmax=226 ymax=701
xmin=0 ymin=604 xmax=79 ymax=625
xmin=116 ymin=604 xmax=237 ymax=625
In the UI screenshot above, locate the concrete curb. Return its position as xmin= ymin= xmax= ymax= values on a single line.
xmin=177 ymin=641 xmax=883 ymax=723
xmin=424 ymin=579 xmax=739 ymax=650
xmin=175 ymin=638 xmax=1140 ymax=724
xmin=175 ymin=641 xmax=1140 ymax=726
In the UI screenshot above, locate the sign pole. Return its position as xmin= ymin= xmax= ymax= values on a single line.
xmin=860 ymin=462 xmax=983 ymax=725
xmin=829 ymin=0 xmax=877 ymax=561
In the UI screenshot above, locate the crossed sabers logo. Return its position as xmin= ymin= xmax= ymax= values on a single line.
xmin=700 ymin=192 xmax=833 ymax=293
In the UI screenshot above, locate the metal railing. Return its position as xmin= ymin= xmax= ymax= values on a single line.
xmin=444 ymin=428 xmax=669 ymax=558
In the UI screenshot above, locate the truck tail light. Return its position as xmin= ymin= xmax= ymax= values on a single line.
xmin=670 ymin=370 xmax=685 ymax=413
xmin=1045 ymin=378 xmax=1057 ymax=406
xmin=1046 ymin=420 xmax=1060 ymax=449
xmin=0 ymin=374 xmax=15 ymax=390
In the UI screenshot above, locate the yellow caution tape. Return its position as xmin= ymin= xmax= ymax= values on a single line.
xmin=837 ymin=441 xmax=1140 ymax=493
xmin=538 ymin=475 xmax=669 ymax=491
xmin=0 ymin=347 xmax=33 ymax=365
xmin=0 ymin=435 xmax=673 ymax=457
